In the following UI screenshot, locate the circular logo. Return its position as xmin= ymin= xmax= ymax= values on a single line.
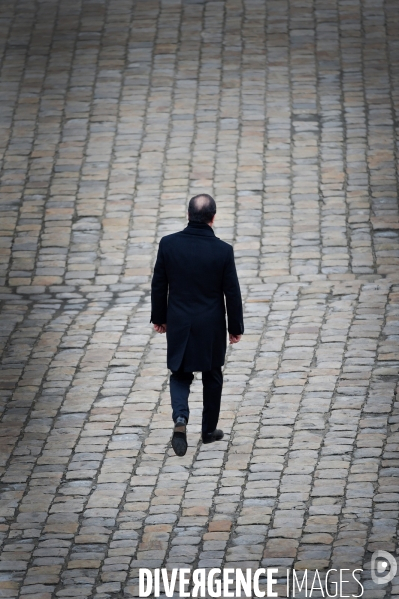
xmin=371 ymin=550 xmax=397 ymax=585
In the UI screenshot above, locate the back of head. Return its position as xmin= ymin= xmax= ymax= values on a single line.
xmin=188 ymin=194 xmax=216 ymax=224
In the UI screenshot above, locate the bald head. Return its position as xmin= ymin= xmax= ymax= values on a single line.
xmin=188 ymin=194 xmax=216 ymax=224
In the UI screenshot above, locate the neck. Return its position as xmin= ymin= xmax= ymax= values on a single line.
xmin=188 ymin=220 xmax=212 ymax=227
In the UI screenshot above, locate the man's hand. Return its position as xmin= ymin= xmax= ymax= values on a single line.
xmin=153 ymin=324 xmax=167 ymax=334
xmin=229 ymin=334 xmax=242 ymax=344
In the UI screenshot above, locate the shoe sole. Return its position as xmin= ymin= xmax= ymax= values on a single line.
xmin=172 ymin=436 xmax=187 ymax=456
xmin=172 ymin=426 xmax=187 ymax=456
xmin=202 ymin=432 xmax=224 ymax=444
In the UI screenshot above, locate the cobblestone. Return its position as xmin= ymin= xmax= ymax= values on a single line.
xmin=0 ymin=0 xmax=398 ymax=597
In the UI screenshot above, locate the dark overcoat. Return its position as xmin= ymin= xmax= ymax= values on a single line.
xmin=150 ymin=221 xmax=244 ymax=372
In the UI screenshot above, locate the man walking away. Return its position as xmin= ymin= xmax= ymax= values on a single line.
xmin=151 ymin=194 xmax=244 ymax=456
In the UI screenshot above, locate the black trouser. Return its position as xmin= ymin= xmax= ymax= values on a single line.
xmin=170 ymin=364 xmax=223 ymax=436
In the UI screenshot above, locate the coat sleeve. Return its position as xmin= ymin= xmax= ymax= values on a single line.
xmin=223 ymin=245 xmax=244 ymax=335
xmin=151 ymin=240 xmax=168 ymax=324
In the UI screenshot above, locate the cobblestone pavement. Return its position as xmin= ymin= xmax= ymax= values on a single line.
xmin=0 ymin=0 xmax=398 ymax=597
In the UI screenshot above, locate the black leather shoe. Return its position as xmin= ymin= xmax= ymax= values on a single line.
xmin=202 ymin=429 xmax=224 ymax=444
xmin=172 ymin=421 xmax=187 ymax=456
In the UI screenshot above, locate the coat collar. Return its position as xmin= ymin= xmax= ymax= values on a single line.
xmin=182 ymin=221 xmax=215 ymax=237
